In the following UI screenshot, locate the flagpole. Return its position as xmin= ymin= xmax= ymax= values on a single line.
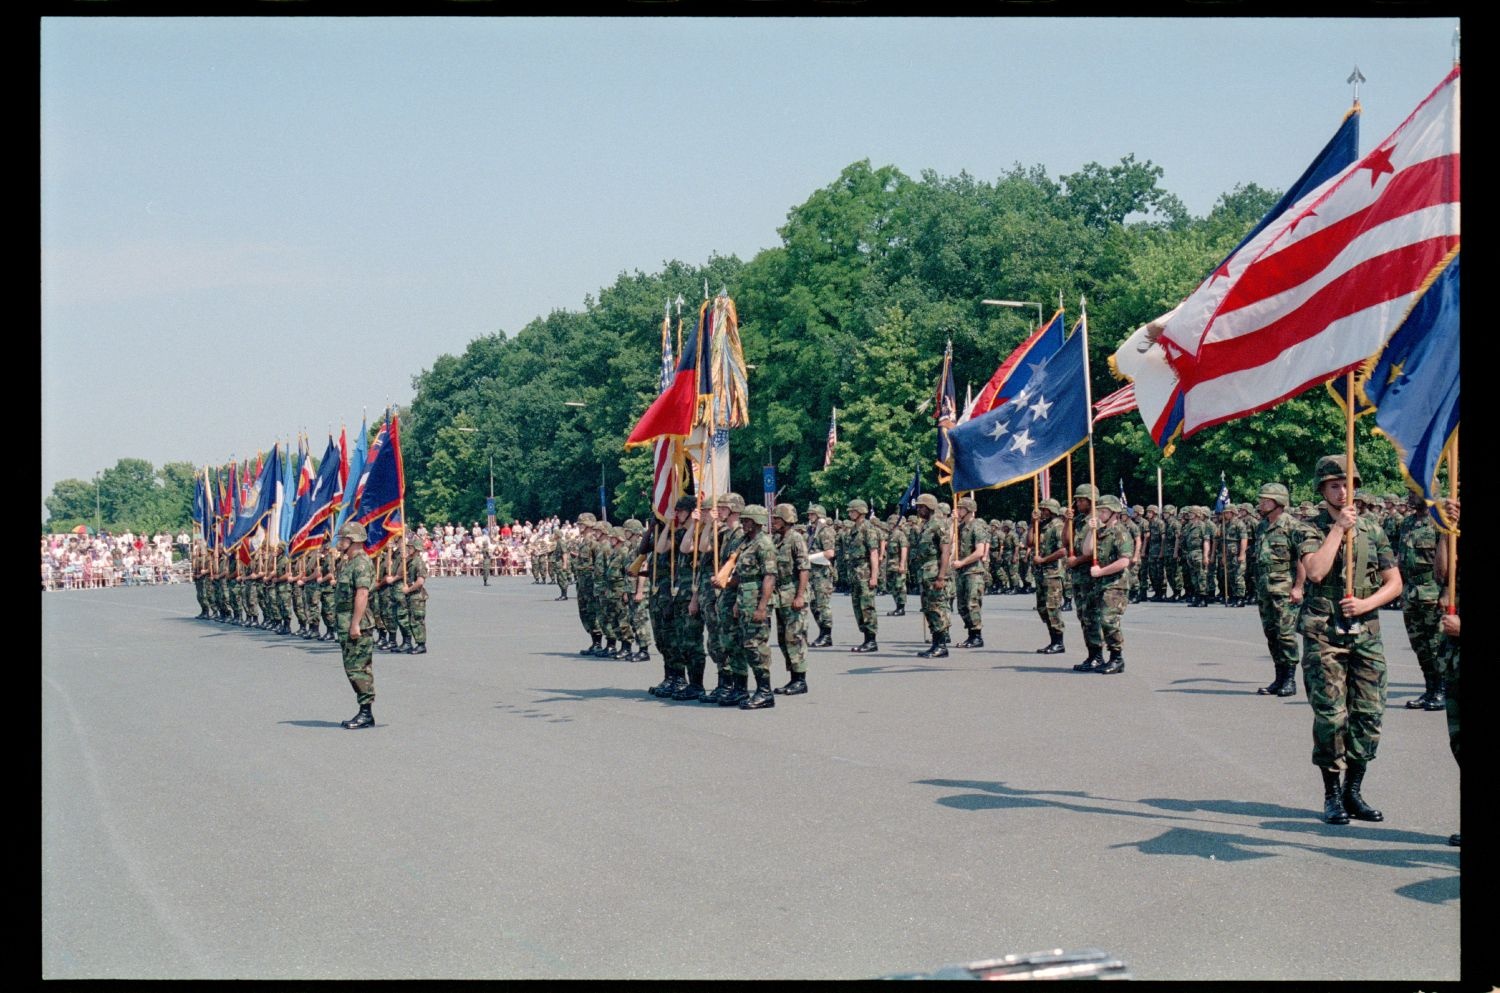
xmin=1344 ymin=370 xmax=1357 ymax=599
xmin=1066 ymin=454 xmax=1075 ymax=557
xmin=1446 ymin=428 xmax=1458 ymax=612
xmin=1157 ymin=465 xmax=1163 ymax=510
xmin=1080 ymin=300 xmax=1098 ymax=565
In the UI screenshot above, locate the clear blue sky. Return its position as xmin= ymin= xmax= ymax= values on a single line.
xmin=40 ymin=15 xmax=1458 ymax=519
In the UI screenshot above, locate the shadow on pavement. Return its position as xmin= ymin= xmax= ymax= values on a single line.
xmin=846 ymin=664 xmax=963 ymax=675
xmin=525 ymin=687 xmax=653 ymax=703
xmin=277 ymin=719 xmax=347 ymax=728
xmin=990 ymin=664 xmax=1085 ymax=674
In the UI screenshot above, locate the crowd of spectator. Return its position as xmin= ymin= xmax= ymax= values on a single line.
xmin=41 ymin=531 xmax=190 ymax=591
xmin=41 ymin=517 xmax=581 ymax=589
xmin=413 ymin=518 xmax=567 ymax=577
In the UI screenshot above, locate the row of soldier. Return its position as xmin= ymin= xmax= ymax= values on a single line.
xmin=188 ymin=537 xmax=430 ymax=655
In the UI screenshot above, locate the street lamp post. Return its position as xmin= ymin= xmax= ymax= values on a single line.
xmin=94 ymin=472 xmax=101 ymax=535
xmin=982 ymin=298 xmax=1044 ymax=330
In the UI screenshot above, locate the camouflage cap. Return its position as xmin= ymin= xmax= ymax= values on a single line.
xmin=1040 ymin=498 xmax=1063 ymax=514
xmin=612 ymin=526 xmax=628 ymax=540
xmin=846 ymin=498 xmax=869 ymax=514
xmin=674 ymin=496 xmax=697 ymax=512
xmin=773 ymin=502 xmax=798 ymax=524
xmin=1097 ymin=495 xmax=1124 ymax=513
xmin=807 ymin=503 xmax=827 ymax=517
xmin=740 ymin=504 xmax=769 ymax=526
xmin=1163 ymin=504 xmax=1176 ymax=514
xmin=623 ymin=518 xmax=644 ymax=533
xmin=937 ymin=501 xmax=951 ymax=515
xmin=1147 ymin=505 xmax=1159 ymax=514
xmin=1355 ymin=489 xmax=1375 ymax=504
xmin=914 ymin=493 xmax=939 ymax=512
xmin=1313 ymin=454 xmax=1361 ymax=488
xmin=1073 ymin=484 xmax=1099 ymax=502
xmin=337 ymin=520 xmax=368 ymax=543
xmin=957 ymin=496 xmax=977 ymax=512
xmin=1132 ymin=504 xmax=1144 ymax=514
xmin=715 ymin=492 xmax=746 ymax=512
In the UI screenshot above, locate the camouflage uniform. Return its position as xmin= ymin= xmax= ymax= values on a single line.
xmin=1397 ymin=508 xmax=1445 ymax=709
xmin=884 ymin=517 xmax=908 ymax=615
xmin=910 ymin=495 xmax=951 ymax=653
xmin=731 ymin=506 xmax=779 ymax=708
xmin=1163 ymin=507 xmax=1183 ymax=600
xmin=550 ymin=538 xmax=570 ymax=599
xmin=1226 ymin=511 xmax=1249 ymax=604
xmin=572 ymin=516 xmax=602 ymax=653
xmin=1067 ymin=488 xmax=1101 ymax=667
xmin=1145 ymin=508 xmax=1167 ymax=600
xmin=771 ymin=504 xmax=811 ymax=683
xmin=319 ymin=544 xmax=338 ymax=636
xmin=954 ymin=501 xmax=989 ymax=642
xmin=1091 ymin=499 xmax=1133 ymax=671
xmin=807 ymin=507 xmax=837 ymax=641
xmin=334 ymin=524 xmax=378 ymax=721
xmin=402 ymin=538 xmax=429 ymax=651
xmin=1297 ymin=458 xmax=1398 ymax=783
xmin=846 ymin=501 xmax=881 ymax=647
xmin=1252 ymin=484 xmax=1305 ymax=695
xmin=1033 ymin=506 xmax=1067 ymax=651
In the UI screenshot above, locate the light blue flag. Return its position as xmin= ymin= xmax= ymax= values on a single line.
xmin=334 ymin=414 xmax=370 ymax=532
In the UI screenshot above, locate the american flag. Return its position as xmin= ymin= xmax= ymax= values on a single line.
xmin=1092 ymin=383 xmax=1138 ymax=425
xmin=1161 ymin=67 xmax=1460 ymax=437
xmin=823 ymin=407 xmax=837 ymax=468
xmin=651 ymin=309 xmax=681 ymax=521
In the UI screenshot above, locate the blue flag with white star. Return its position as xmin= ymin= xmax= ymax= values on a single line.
xmin=948 ymin=327 xmax=1089 ymax=493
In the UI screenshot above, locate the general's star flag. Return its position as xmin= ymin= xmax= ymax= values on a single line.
xmin=974 ymin=309 xmax=1067 ymax=417
xmin=948 ymin=321 xmax=1090 ymax=493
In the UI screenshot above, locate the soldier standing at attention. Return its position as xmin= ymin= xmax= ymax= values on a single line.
xmin=953 ymin=497 xmax=990 ymax=648
xmin=727 ymin=504 xmax=779 ymax=710
xmin=1032 ymin=499 xmax=1068 ymax=655
xmin=623 ymin=519 xmax=653 ymax=662
xmin=804 ymin=504 xmax=836 ymax=644
xmin=401 ymin=533 xmax=428 ymax=654
xmin=670 ymin=500 xmax=709 ymax=700
xmin=1250 ymin=484 xmax=1307 ymax=697
xmin=550 ymin=535 xmax=570 ymax=601
xmin=1088 ymin=495 xmax=1134 ymax=674
xmin=884 ymin=513 xmax=909 ymax=617
xmin=318 ymin=539 xmax=338 ymax=640
xmin=701 ymin=494 xmax=747 ymax=699
xmin=770 ymin=503 xmax=811 ymax=695
xmin=1298 ymin=455 xmax=1403 ymax=825
xmin=1434 ymin=498 xmax=1460 ymax=847
xmin=573 ymin=514 xmax=602 ymax=656
xmin=909 ymin=493 xmax=952 ymax=658
xmin=334 ymin=521 xmax=377 ymax=730
xmin=1066 ymin=485 xmax=1103 ymax=671
xmin=845 ymin=499 xmax=881 ymax=653
xmin=1397 ymin=491 xmax=1445 ymax=711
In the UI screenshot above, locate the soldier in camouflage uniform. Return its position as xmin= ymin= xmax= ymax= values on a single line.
xmin=401 ymin=533 xmax=429 ymax=654
xmin=334 ymin=520 xmax=377 ymax=730
xmin=953 ymin=497 xmax=990 ymax=648
xmin=1122 ymin=508 xmax=1144 ymax=604
xmin=622 ymin=519 xmax=653 ymax=662
xmin=910 ymin=493 xmax=952 ymax=658
xmin=319 ymin=540 xmax=338 ymax=640
xmin=1251 ymin=483 xmax=1305 ymax=697
xmin=647 ymin=499 xmax=701 ymax=699
xmin=274 ymin=541 xmax=295 ymax=634
xmin=550 ymin=536 xmax=570 ymax=601
xmin=699 ymin=493 xmax=747 ymax=701
xmin=191 ymin=540 xmax=209 ymax=618
xmin=1226 ymin=505 xmax=1250 ymax=607
xmin=1066 ymin=484 xmax=1103 ymax=670
xmin=1397 ymin=492 xmax=1445 ymax=711
xmin=1086 ymin=495 xmax=1134 ymax=674
xmin=1143 ymin=506 xmax=1166 ymax=601
xmin=598 ymin=527 xmax=631 ymax=660
xmin=1298 ymin=455 xmax=1404 ymax=825
xmin=845 ymin=499 xmax=881 ymax=652
xmin=721 ymin=504 xmax=778 ymax=709
xmin=381 ymin=544 xmax=410 ymax=653
xmin=572 ymin=514 xmax=605 ymax=656
xmin=1180 ymin=507 xmax=1207 ymax=606
xmin=1435 ymin=499 xmax=1460 ymax=847
xmin=1161 ymin=505 xmax=1182 ymax=601
xmin=770 ymin=503 xmax=811 ymax=694
xmin=1031 ymin=499 xmax=1067 ymax=654
xmin=806 ymin=504 xmax=837 ymax=645
xmin=884 ymin=513 xmax=909 ymax=616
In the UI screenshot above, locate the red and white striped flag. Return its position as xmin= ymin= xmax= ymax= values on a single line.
xmin=651 ymin=307 xmax=682 ymax=520
xmin=1161 ymin=66 xmax=1459 ymax=437
xmin=823 ymin=407 xmax=837 ymax=468
xmin=1092 ymin=383 xmax=1138 ymax=425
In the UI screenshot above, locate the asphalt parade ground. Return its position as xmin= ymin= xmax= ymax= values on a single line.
xmin=42 ymin=577 xmax=1462 ymax=981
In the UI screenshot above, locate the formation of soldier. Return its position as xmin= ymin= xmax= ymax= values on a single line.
xmin=189 ymin=530 xmax=429 ymax=656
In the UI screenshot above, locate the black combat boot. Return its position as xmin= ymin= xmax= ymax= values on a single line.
xmin=1321 ymin=768 xmax=1350 ymax=824
xmin=649 ymin=664 xmax=676 ymax=697
xmin=662 ymin=670 xmax=687 ymax=698
xmin=633 ymin=646 xmax=651 ymax=663
xmin=1423 ymin=680 xmax=1446 ymax=711
xmin=1341 ymin=762 xmax=1384 ymax=822
xmin=740 ymin=671 xmax=776 ymax=710
xmin=341 ymin=704 xmax=374 ymax=730
xmin=811 ymin=628 xmax=832 ymax=648
xmin=1449 ymin=833 xmax=1461 ymax=847
xmin=886 ymin=605 xmax=906 ymax=616
xmin=850 ymin=637 xmax=878 ymax=653
xmin=959 ymin=631 xmax=984 ymax=648
xmin=1276 ymin=666 xmax=1298 ymax=697
xmin=917 ymin=633 xmax=949 ymax=659
xmin=1036 ymin=634 xmax=1066 ymax=655
xmin=600 ymin=639 xmax=618 ymax=659
xmin=718 ymin=674 xmax=750 ymax=707
xmin=1061 ymin=598 xmax=1073 ymax=612
xmin=701 ymin=671 xmax=730 ymax=704
xmin=1406 ymin=672 xmax=1437 ymax=709
xmin=1097 ymin=650 xmax=1125 ymax=675
xmin=578 ymin=635 xmax=601 ymax=656
xmin=1072 ymin=648 xmax=1104 ymax=672
xmin=673 ymin=664 xmax=707 ymax=701
xmin=413 ymin=643 xmax=427 ymax=654
xmin=1257 ymin=666 xmax=1287 ymax=696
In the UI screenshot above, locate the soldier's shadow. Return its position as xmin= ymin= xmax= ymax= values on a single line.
xmin=527 ymin=686 xmax=654 ymax=703
xmin=990 ymin=664 xmax=1087 ymax=674
xmin=277 ymin=719 xmax=346 ymax=729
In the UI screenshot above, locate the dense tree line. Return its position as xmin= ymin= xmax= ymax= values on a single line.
xmin=404 ymin=156 xmax=1404 ymax=525
xmin=44 ymin=458 xmax=198 ymax=535
xmin=44 ymin=155 xmax=1409 ymax=533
